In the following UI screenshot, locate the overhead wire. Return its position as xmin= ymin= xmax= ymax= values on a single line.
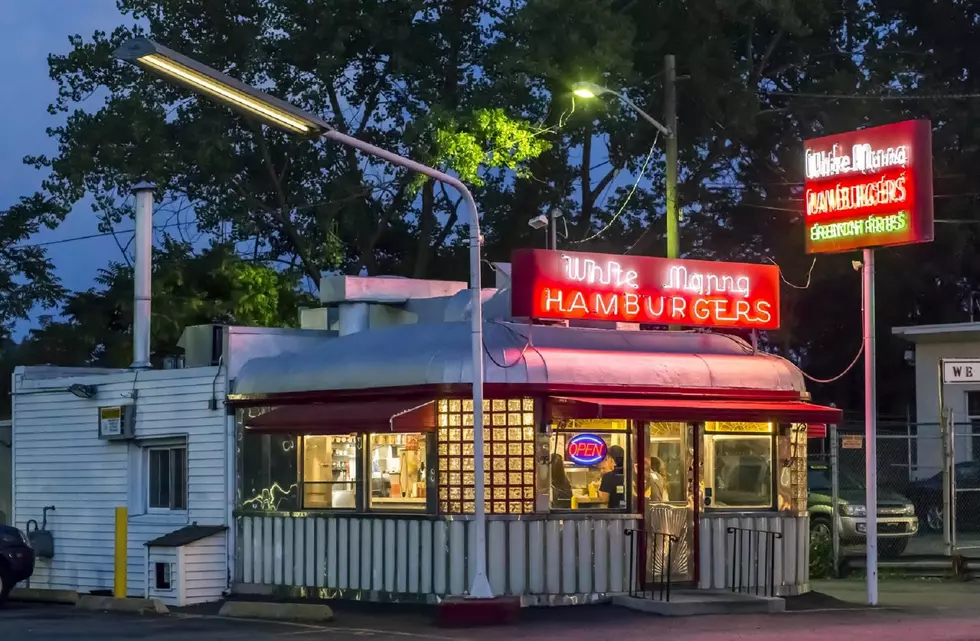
xmin=571 ymin=133 xmax=660 ymax=245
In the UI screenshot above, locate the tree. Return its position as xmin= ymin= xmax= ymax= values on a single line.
xmin=29 ymin=0 xmax=551 ymax=285
xmin=0 ymin=195 xmax=65 ymax=341
xmin=19 ymin=240 xmax=313 ymax=368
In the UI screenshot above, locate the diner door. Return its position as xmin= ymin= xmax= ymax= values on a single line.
xmin=643 ymin=421 xmax=696 ymax=585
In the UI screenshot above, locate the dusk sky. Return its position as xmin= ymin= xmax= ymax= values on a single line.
xmin=2 ymin=1 xmax=126 ymax=336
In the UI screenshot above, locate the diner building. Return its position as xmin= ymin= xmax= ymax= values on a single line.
xmin=227 ymin=249 xmax=840 ymax=603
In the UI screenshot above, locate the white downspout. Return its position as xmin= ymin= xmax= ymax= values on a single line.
xmin=131 ymin=181 xmax=155 ymax=369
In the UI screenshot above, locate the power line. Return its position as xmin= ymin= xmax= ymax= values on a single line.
xmin=14 ymin=221 xmax=196 ymax=249
xmin=769 ymin=90 xmax=980 ymax=101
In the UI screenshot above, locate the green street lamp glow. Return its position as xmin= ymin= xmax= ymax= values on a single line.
xmin=571 ymin=81 xmax=672 ymax=138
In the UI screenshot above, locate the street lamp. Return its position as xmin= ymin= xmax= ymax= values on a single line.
xmin=571 ymin=61 xmax=680 ymax=261
xmin=114 ymin=37 xmax=495 ymax=599
xmin=527 ymin=208 xmax=563 ymax=250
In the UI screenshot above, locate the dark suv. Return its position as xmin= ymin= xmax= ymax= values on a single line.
xmin=0 ymin=525 xmax=35 ymax=605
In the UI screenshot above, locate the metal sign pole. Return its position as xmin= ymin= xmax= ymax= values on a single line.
xmin=863 ymin=248 xmax=878 ymax=606
xmin=830 ymin=423 xmax=840 ymax=575
xmin=939 ymin=360 xmax=951 ymax=556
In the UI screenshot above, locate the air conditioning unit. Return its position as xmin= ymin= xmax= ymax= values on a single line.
xmin=177 ymin=324 xmax=225 ymax=368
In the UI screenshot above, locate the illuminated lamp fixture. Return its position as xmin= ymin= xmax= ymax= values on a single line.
xmin=113 ymin=38 xmax=331 ymax=137
xmin=68 ymin=383 xmax=98 ymax=399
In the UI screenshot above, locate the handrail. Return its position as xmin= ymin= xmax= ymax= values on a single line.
xmin=726 ymin=526 xmax=783 ymax=597
xmin=625 ymin=527 xmax=679 ymax=602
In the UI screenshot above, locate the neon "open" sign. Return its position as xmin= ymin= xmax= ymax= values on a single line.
xmin=566 ymin=434 xmax=608 ymax=466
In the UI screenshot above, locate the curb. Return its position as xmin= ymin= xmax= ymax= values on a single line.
xmin=217 ymin=600 xmax=334 ymax=622
xmin=9 ymin=587 xmax=80 ymax=605
xmin=75 ymin=594 xmax=169 ymax=614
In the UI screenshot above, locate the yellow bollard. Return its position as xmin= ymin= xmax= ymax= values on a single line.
xmin=114 ymin=506 xmax=127 ymax=598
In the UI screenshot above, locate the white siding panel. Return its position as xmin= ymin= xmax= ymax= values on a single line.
xmin=12 ymin=367 xmax=228 ymax=598
xmin=182 ymin=533 xmax=228 ymax=604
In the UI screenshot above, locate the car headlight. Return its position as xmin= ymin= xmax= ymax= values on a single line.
xmin=903 ymin=504 xmax=916 ymax=516
xmin=840 ymin=504 xmax=866 ymax=517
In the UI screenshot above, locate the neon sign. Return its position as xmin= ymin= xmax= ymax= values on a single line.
xmin=803 ymin=120 xmax=933 ymax=254
xmin=566 ymin=434 xmax=608 ymax=466
xmin=511 ymin=249 xmax=780 ymax=330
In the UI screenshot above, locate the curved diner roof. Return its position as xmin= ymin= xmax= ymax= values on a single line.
xmin=230 ymin=320 xmax=808 ymax=401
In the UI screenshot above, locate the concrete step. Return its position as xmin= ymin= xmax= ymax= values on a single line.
xmin=613 ymin=590 xmax=785 ymax=616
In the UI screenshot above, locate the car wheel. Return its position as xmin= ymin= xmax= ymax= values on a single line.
xmin=880 ymin=539 xmax=909 ymax=558
xmin=925 ymin=505 xmax=944 ymax=533
xmin=810 ymin=516 xmax=832 ymax=538
xmin=0 ymin=563 xmax=9 ymax=607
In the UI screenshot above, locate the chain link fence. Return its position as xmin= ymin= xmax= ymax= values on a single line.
xmin=808 ymin=420 xmax=980 ymax=562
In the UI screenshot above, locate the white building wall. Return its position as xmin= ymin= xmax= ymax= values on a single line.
xmin=912 ymin=340 xmax=980 ymax=478
xmin=12 ymin=367 xmax=227 ymax=597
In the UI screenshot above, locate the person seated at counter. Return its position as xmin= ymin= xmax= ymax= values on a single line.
xmin=598 ymin=445 xmax=626 ymax=509
xmin=551 ymin=453 xmax=573 ymax=509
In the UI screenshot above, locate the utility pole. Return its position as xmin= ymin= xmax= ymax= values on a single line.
xmin=664 ymin=54 xmax=679 ymax=260
xmin=550 ymin=211 xmax=558 ymax=251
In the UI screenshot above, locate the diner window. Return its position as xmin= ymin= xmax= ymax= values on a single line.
xmin=550 ymin=420 xmax=630 ymax=511
xmin=437 ymin=398 xmax=536 ymax=515
xmin=147 ymin=444 xmax=187 ymax=511
xmin=239 ymin=427 xmax=300 ymax=512
xmin=703 ymin=422 xmax=774 ymax=510
xmin=302 ymin=435 xmax=357 ymax=509
xmin=369 ymin=433 xmax=428 ymax=511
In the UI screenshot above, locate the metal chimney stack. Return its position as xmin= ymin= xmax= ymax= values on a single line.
xmin=131 ymin=181 xmax=155 ymax=369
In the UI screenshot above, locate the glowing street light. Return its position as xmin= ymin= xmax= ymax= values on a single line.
xmin=114 ymin=37 xmax=495 ymax=600
xmin=572 ymin=62 xmax=680 ymax=262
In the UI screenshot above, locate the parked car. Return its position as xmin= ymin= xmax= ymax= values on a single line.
xmin=0 ymin=524 xmax=34 ymax=605
xmin=904 ymin=462 xmax=980 ymax=533
xmin=807 ymin=463 xmax=918 ymax=558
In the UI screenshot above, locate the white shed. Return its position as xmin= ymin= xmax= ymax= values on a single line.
xmin=144 ymin=523 xmax=228 ymax=606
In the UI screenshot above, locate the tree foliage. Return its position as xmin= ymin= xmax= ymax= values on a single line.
xmin=8 ymin=0 xmax=980 ymax=419
xmin=18 ymin=240 xmax=312 ymax=369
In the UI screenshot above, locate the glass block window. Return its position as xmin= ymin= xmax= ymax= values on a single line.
xmin=437 ymin=398 xmax=536 ymax=515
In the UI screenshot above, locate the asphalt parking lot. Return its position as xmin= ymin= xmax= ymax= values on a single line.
xmin=5 ymin=596 xmax=980 ymax=641
xmin=0 ymin=602 xmax=451 ymax=641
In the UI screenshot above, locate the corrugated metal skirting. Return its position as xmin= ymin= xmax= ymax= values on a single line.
xmin=235 ymin=515 xmax=639 ymax=601
xmin=697 ymin=514 xmax=809 ymax=596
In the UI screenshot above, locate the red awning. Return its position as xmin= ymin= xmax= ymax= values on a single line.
xmin=550 ymin=396 xmax=842 ymax=424
xmin=808 ymin=424 xmax=828 ymax=439
xmin=245 ymin=400 xmax=436 ymax=435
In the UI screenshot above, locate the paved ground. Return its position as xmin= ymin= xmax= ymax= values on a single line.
xmin=4 ymin=597 xmax=980 ymax=641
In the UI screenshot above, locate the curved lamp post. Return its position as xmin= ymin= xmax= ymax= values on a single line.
xmin=114 ymin=37 xmax=494 ymax=599
xmin=572 ymin=74 xmax=679 ymax=260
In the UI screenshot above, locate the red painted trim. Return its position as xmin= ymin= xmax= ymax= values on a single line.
xmin=228 ymin=382 xmax=807 ymax=407
xmin=692 ymin=422 xmax=701 ymax=586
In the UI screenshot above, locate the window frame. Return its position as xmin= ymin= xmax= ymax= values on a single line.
xmin=547 ymin=421 xmax=633 ymax=513
xmin=146 ymin=444 xmax=188 ymax=513
xmin=298 ymin=434 xmax=360 ymax=511
xmin=365 ymin=432 xmax=434 ymax=513
xmin=702 ymin=427 xmax=777 ymax=512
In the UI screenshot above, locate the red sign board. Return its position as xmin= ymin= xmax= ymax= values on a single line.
xmin=511 ymin=249 xmax=781 ymax=330
xmin=803 ymin=120 xmax=933 ymax=254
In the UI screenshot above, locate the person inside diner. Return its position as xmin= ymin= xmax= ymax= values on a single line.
xmin=598 ymin=445 xmax=626 ymax=509
xmin=550 ymin=453 xmax=573 ymax=509
xmin=647 ymin=456 xmax=670 ymax=503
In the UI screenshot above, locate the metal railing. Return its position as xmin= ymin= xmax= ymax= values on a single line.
xmin=625 ymin=527 xmax=678 ymax=602
xmin=726 ymin=526 xmax=782 ymax=597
